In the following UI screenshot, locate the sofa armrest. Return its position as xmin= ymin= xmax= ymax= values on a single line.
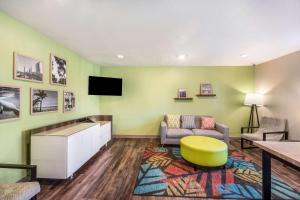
xmin=160 ymin=121 xmax=168 ymax=145
xmin=0 ymin=164 xmax=37 ymax=181
xmin=241 ymin=126 xmax=259 ymax=133
xmin=216 ymin=123 xmax=229 ymax=145
xmin=263 ymin=131 xmax=289 ymax=141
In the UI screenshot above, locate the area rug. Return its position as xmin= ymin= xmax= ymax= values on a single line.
xmin=133 ymin=147 xmax=300 ymax=199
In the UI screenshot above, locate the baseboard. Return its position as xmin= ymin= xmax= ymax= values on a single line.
xmin=113 ymin=134 xmax=159 ymax=139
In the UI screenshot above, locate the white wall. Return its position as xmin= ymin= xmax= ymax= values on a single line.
xmin=255 ymin=51 xmax=300 ymax=140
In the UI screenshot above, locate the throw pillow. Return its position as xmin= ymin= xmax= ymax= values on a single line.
xmin=166 ymin=114 xmax=180 ymax=128
xmin=181 ymin=115 xmax=196 ymax=129
xmin=201 ymin=117 xmax=216 ymax=129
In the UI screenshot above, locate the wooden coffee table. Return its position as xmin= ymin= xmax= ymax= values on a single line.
xmin=254 ymin=141 xmax=300 ymax=200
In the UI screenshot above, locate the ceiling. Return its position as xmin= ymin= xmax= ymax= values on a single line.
xmin=1 ymin=0 xmax=300 ymax=67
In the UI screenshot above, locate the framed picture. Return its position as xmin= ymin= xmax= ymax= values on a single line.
xmin=178 ymin=88 xmax=187 ymax=98
xmin=31 ymin=88 xmax=58 ymax=114
xmin=50 ymin=54 xmax=67 ymax=86
xmin=63 ymin=91 xmax=75 ymax=112
xmin=200 ymin=83 xmax=213 ymax=95
xmin=0 ymin=85 xmax=20 ymax=122
xmin=14 ymin=52 xmax=43 ymax=83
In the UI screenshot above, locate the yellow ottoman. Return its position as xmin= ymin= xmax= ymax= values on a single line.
xmin=180 ymin=136 xmax=228 ymax=167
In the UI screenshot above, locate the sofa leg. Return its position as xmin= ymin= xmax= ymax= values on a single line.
xmin=241 ymin=138 xmax=244 ymax=149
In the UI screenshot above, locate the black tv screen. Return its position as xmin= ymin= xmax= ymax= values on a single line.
xmin=88 ymin=76 xmax=122 ymax=96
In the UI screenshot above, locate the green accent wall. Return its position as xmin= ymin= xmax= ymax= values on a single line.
xmin=100 ymin=66 xmax=254 ymax=137
xmin=0 ymin=12 xmax=101 ymax=183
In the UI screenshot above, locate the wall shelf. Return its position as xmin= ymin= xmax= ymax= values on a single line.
xmin=174 ymin=97 xmax=193 ymax=100
xmin=196 ymin=94 xmax=216 ymax=97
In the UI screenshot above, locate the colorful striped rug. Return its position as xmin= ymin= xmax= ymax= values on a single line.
xmin=133 ymin=147 xmax=300 ymax=199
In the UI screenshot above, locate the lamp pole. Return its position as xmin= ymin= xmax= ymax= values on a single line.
xmin=247 ymin=104 xmax=260 ymax=133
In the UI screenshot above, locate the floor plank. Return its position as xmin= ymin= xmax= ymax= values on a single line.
xmin=37 ymin=138 xmax=300 ymax=200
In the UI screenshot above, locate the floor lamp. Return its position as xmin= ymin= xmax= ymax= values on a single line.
xmin=244 ymin=93 xmax=264 ymax=133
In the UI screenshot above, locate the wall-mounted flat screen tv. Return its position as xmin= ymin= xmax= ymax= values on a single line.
xmin=88 ymin=76 xmax=122 ymax=96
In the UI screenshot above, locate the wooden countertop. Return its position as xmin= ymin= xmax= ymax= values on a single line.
xmin=33 ymin=121 xmax=110 ymax=137
xmin=254 ymin=141 xmax=300 ymax=168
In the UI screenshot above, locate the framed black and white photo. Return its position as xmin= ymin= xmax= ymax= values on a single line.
xmin=14 ymin=52 xmax=43 ymax=82
xmin=63 ymin=91 xmax=75 ymax=112
xmin=200 ymin=83 xmax=213 ymax=95
xmin=0 ymin=85 xmax=20 ymax=122
xmin=31 ymin=88 xmax=58 ymax=114
xmin=50 ymin=54 xmax=67 ymax=86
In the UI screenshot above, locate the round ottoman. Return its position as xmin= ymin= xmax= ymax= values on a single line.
xmin=180 ymin=136 xmax=228 ymax=167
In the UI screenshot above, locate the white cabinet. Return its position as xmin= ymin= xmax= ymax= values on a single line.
xmin=31 ymin=122 xmax=111 ymax=179
xmin=100 ymin=122 xmax=111 ymax=147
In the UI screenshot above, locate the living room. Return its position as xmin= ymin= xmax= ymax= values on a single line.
xmin=0 ymin=1 xmax=299 ymax=200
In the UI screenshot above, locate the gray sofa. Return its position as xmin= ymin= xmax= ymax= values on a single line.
xmin=160 ymin=115 xmax=229 ymax=145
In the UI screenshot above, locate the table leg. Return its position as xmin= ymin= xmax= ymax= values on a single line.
xmin=262 ymin=151 xmax=271 ymax=200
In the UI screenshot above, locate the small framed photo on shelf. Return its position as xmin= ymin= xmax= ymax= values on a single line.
xmin=178 ymin=88 xmax=187 ymax=98
xmin=200 ymin=83 xmax=213 ymax=95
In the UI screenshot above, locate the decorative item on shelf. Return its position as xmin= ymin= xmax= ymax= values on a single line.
xmin=244 ymin=93 xmax=264 ymax=133
xmin=178 ymin=88 xmax=187 ymax=98
xmin=200 ymin=83 xmax=213 ymax=95
xmin=174 ymin=88 xmax=193 ymax=100
xmin=197 ymin=83 xmax=216 ymax=96
xmin=0 ymin=85 xmax=20 ymax=122
xmin=50 ymin=54 xmax=67 ymax=86
xmin=31 ymin=88 xmax=58 ymax=114
xmin=14 ymin=52 xmax=43 ymax=83
xmin=63 ymin=91 xmax=75 ymax=112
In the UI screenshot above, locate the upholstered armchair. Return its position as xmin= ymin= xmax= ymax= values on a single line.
xmin=241 ymin=116 xmax=288 ymax=149
xmin=0 ymin=164 xmax=40 ymax=200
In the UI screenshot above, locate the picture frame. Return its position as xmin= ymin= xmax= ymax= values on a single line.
xmin=63 ymin=91 xmax=75 ymax=112
xmin=13 ymin=52 xmax=43 ymax=83
xmin=31 ymin=88 xmax=58 ymax=115
xmin=200 ymin=83 xmax=213 ymax=95
xmin=50 ymin=54 xmax=67 ymax=86
xmin=178 ymin=88 xmax=187 ymax=98
xmin=0 ymin=85 xmax=21 ymax=122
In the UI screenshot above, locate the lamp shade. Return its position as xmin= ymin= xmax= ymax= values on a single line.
xmin=244 ymin=93 xmax=264 ymax=106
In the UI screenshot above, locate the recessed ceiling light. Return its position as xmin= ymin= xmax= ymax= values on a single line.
xmin=117 ymin=54 xmax=124 ymax=59
xmin=240 ymin=54 xmax=248 ymax=58
xmin=177 ymin=54 xmax=187 ymax=60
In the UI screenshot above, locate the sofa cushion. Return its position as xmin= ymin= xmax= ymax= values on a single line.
xmin=260 ymin=117 xmax=286 ymax=132
xmin=201 ymin=117 xmax=216 ymax=130
xmin=167 ymin=128 xmax=194 ymax=138
xmin=194 ymin=116 xmax=202 ymax=129
xmin=181 ymin=115 xmax=196 ymax=129
xmin=192 ymin=129 xmax=224 ymax=139
xmin=166 ymin=114 xmax=181 ymax=128
xmin=194 ymin=115 xmax=212 ymax=129
xmin=0 ymin=182 xmax=40 ymax=200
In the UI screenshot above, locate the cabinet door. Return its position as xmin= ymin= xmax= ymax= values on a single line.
xmin=67 ymin=125 xmax=100 ymax=178
xmin=91 ymin=125 xmax=101 ymax=154
xmin=101 ymin=123 xmax=111 ymax=144
xmin=31 ymin=136 xmax=67 ymax=179
xmin=81 ymin=127 xmax=95 ymax=163
xmin=67 ymin=131 xmax=84 ymax=177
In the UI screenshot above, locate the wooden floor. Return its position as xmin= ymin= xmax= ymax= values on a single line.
xmin=37 ymin=138 xmax=300 ymax=200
